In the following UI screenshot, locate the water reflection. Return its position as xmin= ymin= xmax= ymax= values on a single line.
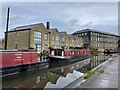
xmin=2 ymin=54 xmax=111 ymax=89
xmin=79 ymin=54 xmax=110 ymax=73
xmin=45 ymin=70 xmax=83 ymax=89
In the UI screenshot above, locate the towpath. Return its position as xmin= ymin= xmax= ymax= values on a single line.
xmin=64 ymin=55 xmax=119 ymax=89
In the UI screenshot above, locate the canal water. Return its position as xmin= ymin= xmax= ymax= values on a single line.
xmin=2 ymin=53 xmax=112 ymax=89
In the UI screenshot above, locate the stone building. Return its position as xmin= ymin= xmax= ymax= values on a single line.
xmin=6 ymin=23 xmax=49 ymax=53
xmin=0 ymin=38 xmax=4 ymax=50
xmin=74 ymin=35 xmax=83 ymax=48
xmin=68 ymin=34 xmax=75 ymax=48
xmin=67 ymin=34 xmax=83 ymax=49
xmin=49 ymin=28 xmax=61 ymax=49
xmin=118 ymin=37 xmax=120 ymax=49
xmin=4 ymin=22 xmax=84 ymax=52
xmin=73 ymin=29 xmax=120 ymax=51
xmin=60 ymin=31 xmax=69 ymax=49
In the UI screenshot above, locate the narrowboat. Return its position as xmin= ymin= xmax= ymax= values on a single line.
xmin=104 ymin=49 xmax=120 ymax=54
xmin=49 ymin=49 xmax=91 ymax=61
xmin=0 ymin=50 xmax=49 ymax=77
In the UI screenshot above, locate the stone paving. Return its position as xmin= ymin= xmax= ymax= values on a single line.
xmin=77 ymin=56 xmax=119 ymax=88
xmin=63 ymin=55 xmax=119 ymax=89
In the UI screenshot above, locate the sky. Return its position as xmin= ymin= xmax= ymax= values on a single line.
xmin=1 ymin=2 xmax=118 ymax=39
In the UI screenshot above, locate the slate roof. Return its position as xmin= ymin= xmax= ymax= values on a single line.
xmin=60 ymin=31 xmax=67 ymax=35
xmin=10 ymin=23 xmax=43 ymax=31
xmin=72 ymin=28 xmax=118 ymax=36
xmin=49 ymin=28 xmax=58 ymax=32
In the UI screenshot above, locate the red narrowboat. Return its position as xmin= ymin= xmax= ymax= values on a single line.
xmin=0 ymin=50 xmax=49 ymax=76
xmin=104 ymin=49 xmax=120 ymax=54
xmin=49 ymin=49 xmax=91 ymax=61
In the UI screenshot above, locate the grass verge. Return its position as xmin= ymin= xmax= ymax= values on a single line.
xmin=83 ymin=67 xmax=104 ymax=79
xmin=109 ymin=56 xmax=117 ymax=62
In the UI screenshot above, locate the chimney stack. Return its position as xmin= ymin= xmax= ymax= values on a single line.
xmin=47 ymin=22 xmax=50 ymax=29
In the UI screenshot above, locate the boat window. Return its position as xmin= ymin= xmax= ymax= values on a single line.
xmin=83 ymin=51 xmax=85 ymax=54
xmin=58 ymin=50 xmax=62 ymax=56
xmin=84 ymin=51 xmax=86 ymax=54
xmin=79 ymin=51 xmax=80 ymax=54
xmin=76 ymin=51 xmax=77 ymax=54
xmin=65 ymin=50 xmax=69 ymax=55
xmin=80 ymin=51 xmax=83 ymax=54
xmin=51 ymin=51 xmax=54 ymax=55
xmin=55 ymin=51 xmax=57 ymax=55
xmin=72 ymin=51 xmax=74 ymax=55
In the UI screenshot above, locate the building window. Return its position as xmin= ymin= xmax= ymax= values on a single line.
xmin=56 ymin=45 xmax=60 ymax=49
xmin=44 ymin=44 xmax=48 ymax=50
xmin=72 ymin=40 xmax=74 ymax=46
xmin=91 ymin=32 xmax=93 ymax=35
xmin=62 ymin=38 xmax=65 ymax=46
xmin=56 ymin=36 xmax=60 ymax=48
xmin=44 ymin=34 xmax=48 ymax=40
xmin=91 ymin=37 xmax=93 ymax=41
xmin=52 ymin=45 xmax=55 ymax=48
xmin=98 ymin=37 xmax=100 ymax=41
xmin=34 ymin=44 xmax=42 ymax=52
xmin=52 ymin=35 xmax=55 ymax=41
xmin=16 ymin=32 xmax=19 ymax=37
xmin=37 ymin=44 xmax=42 ymax=51
xmin=34 ymin=38 xmax=41 ymax=44
xmin=62 ymin=38 xmax=65 ymax=42
xmin=34 ymin=31 xmax=42 ymax=52
xmin=56 ymin=36 xmax=60 ymax=41
xmin=85 ymin=33 xmax=87 ymax=35
xmin=34 ymin=31 xmax=41 ymax=38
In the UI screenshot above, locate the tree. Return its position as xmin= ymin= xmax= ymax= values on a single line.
xmin=48 ymin=46 xmax=53 ymax=50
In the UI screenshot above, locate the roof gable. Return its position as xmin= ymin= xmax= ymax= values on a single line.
xmin=49 ymin=28 xmax=59 ymax=33
xmin=10 ymin=23 xmax=44 ymax=31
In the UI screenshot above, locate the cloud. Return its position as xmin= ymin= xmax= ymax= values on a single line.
xmin=1 ymin=2 xmax=118 ymax=39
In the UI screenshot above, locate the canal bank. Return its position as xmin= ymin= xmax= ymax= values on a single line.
xmin=63 ymin=55 xmax=118 ymax=89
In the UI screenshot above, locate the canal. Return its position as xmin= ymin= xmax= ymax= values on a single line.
xmin=2 ymin=53 xmax=112 ymax=89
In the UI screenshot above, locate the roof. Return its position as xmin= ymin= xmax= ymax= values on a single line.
xmin=0 ymin=38 xmax=4 ymax=41
xmin=60 ymin=31 xmax=66 ymax=33
xmin=68 ymin=34 xmax=73 ymax=37
xmin=73 ymin=28 xmax=119 ymax=36
xmin=49 ymin=28 xmax=55 ymax=32
xmin=49 ymin=28 xmax=59 ymax=32
xmin=60 ymin=31 xmax=67 ymax=35
xmin=10 ymin=23 xmax=43 ymax=31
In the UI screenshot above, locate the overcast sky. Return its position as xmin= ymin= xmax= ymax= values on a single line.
xmin=1 ymin=2 xmax=118 ymax=39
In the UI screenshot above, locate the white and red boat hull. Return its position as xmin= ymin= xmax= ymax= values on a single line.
xmin=49 ymin=49 xmax=91 ymax=61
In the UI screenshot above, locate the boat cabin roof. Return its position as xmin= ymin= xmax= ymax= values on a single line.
xmin=0 ymin=50 xmax=36 ymax=52
xmin=50 ymin=49 xmax=87 ymax=51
